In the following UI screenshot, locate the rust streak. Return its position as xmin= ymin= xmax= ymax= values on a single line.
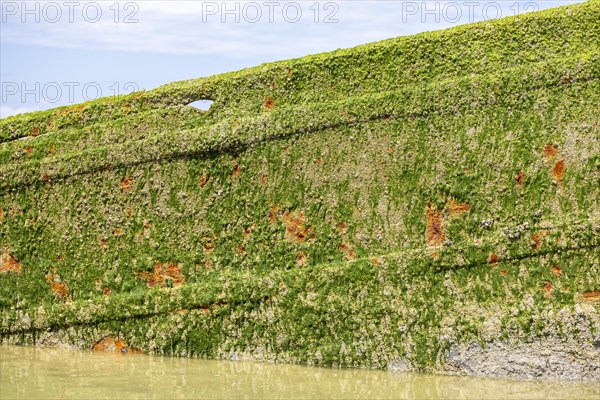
xmin=552 ymin=160 xmax=565 ymax=183
xmin=543 ymin=145 xmax=559 ymax=161
xmin=120 ymin=176 xmax=134 ymax=191
xmin=0 ymin=251 xmax=21 ymax=274
xmin=448 ymin=199 xmax=470 ymax=216
xmin=426 ymin=204 xmax=445 ymax=247
xmin=582 ymin=291 xmax=600 ymax=301
xmin=340 ymin=243 xmax=356 ymax=260
xmin=515 ymin=171 xmax=525 ymax=187
xmin=264 ymin=96 xmax=275 ymax=110
xmin=139 ymin=261 xmax=185 ymax=288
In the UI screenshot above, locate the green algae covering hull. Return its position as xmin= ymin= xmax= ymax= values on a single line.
xmin=1 ymin=0 xmax=599 ymax=380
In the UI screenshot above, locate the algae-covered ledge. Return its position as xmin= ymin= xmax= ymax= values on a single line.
xmin=1 ymin=0 xmax=599 ymax=381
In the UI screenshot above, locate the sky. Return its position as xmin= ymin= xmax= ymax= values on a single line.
xmin=0 ymin=0 xmax=583 ymax=118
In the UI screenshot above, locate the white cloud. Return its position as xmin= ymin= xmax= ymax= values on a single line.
xmin=3 ymin=1 xmax=577 ymax=59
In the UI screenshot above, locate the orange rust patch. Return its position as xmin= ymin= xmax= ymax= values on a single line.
xmin=489 ymin=253 xmax=499 ymax=268
xmin=261 ymin=175 xmax=267 ymax=186
xmin=139 ymin=261 xmax=185 ymax=288
xmin=544 ymin=281 xmax=553 ymax=297
xmin=264 ymin=96 xmax=275 ymax=110
xmin=448 ymin=199 xmax=470 ymax=216
xmin=93 ymin=336 xmax=121 ymax=352
xmin=113 ymin=228 xmax=123 ymax=237
xmin=515 ymin=171 xmax=525 ymax=187
xmin=120 ymin=176 xmax=134 ymax=191
xmin=163 ymin=263 xmax=185 ymax=286
xmin=531 ymin=233 xmax=542 ymax=250
xmin=269 ymin=212 xmax=278 ymax=224
xmin=286 ymin=68 xmax=293 ymax=77
xmin=282 ymin=210 xmax=313 ymax=243
xmin=100 ymin=237 xmax=108 ymax=252
xmin=426 ymin=204 xmax=445 ymax=247
xmin=296 ymin=251 xmax=308 ymax=267
xmin=338 ymin=222 xmax=348 ymax=235
xmin=45 ymin=274 xmax=69 ymax=301
xmin=50 ymin=282 xmax=69 ymax=300
xmin=0 ymin=207 xmax=3 ymax=222
xmin=31 ymin=127 xmax=40 ymax=136
xmin=198 ymin=175 xmax=210 ymax=187
xmin=552 ymin=160 xmax=565 ymax=182
xmin=0 ymin=252 xmax=21 ymax=274
xmin=42 ymin=173 xmax=50 ymax=184
xmin=103 ymin=287 xmax=112 ymax=296
xmin=582 ymin=291 xmax=600 ymax=301
xmin=543 ymin=145 xmax=559 ymax=161
xmin=238 ymin=245 xmax=246 ymax=255
xmin=340 ymin=243 xmax=356 ymax=260
xmin=233 ymin=163 xmax=240 ymax=178
xmin=500 ymin=270 xmax=508 ymax=276
xmin=551 ymin=265 xmax=562 ymax=277
xmin=371 ymin=257 xmax=380 ymax=266
xmin=24 ymin=147 xmax=33 ymax=156
xmin=92 ymin=336 xmax=140 ymax=354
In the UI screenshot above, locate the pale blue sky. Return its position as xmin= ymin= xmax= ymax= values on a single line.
xmin=0 ymin=0 xmax=582 ymax=118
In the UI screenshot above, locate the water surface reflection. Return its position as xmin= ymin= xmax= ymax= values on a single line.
xmin=1 ymin=345 xmax=597 ymax=399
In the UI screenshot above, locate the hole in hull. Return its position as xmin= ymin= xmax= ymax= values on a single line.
xmin=188 ymin=100 xmax=214 ymax=111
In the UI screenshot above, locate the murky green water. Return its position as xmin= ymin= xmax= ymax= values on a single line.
xmin=0 ymin=345 xmax=598 ymax=399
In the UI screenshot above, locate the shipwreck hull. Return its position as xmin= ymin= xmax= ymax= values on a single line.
xmin=1 ymin=1 xmax=599 ymax=379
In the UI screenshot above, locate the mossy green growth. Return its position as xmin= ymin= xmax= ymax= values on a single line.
xmin=1 ymin=1 xmax=599 ymax=375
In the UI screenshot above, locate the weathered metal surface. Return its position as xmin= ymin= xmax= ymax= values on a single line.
xmin=1 ymin=0 xmax=599 ymax=379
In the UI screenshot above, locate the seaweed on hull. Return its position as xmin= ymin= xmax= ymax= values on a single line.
xmin=1 ymin=0 xmax=599 ymax=381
